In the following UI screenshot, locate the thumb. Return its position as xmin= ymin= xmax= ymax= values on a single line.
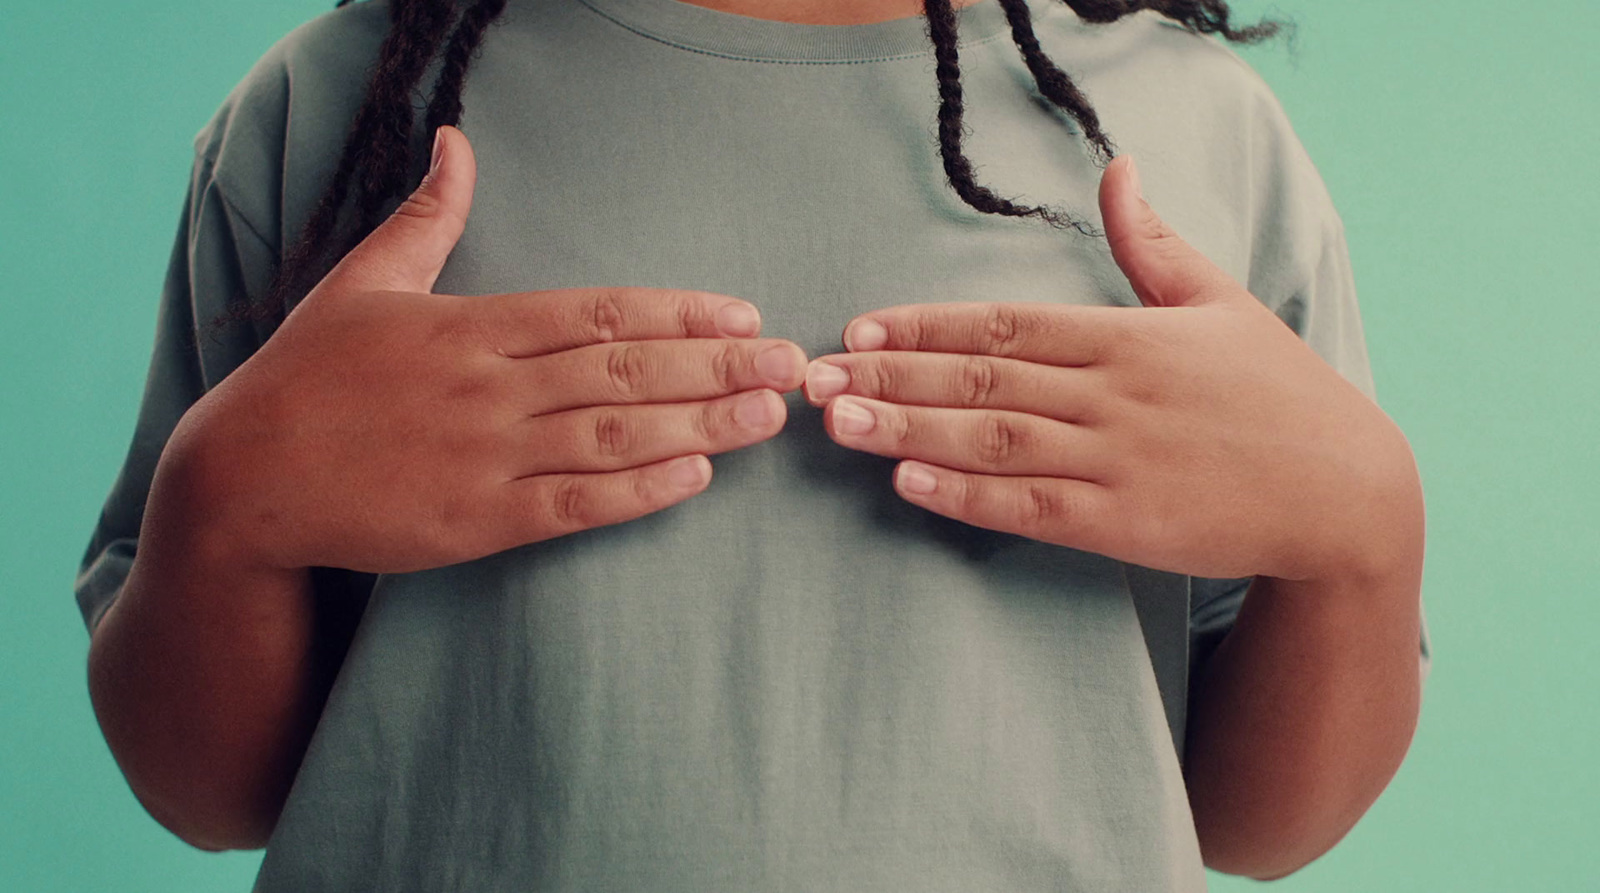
xmin=1099 ymin=155 xmax=1235 ymax=308
xmin=328 ymin=124 xmax=477 ymax=294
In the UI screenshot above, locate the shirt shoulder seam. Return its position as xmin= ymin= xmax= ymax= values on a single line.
xmin=195 ymin=148 xmax=281 ymax=257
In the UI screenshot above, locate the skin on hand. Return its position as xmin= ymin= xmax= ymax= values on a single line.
xmin=89 ymin=125 xmax=808 ymax=851
xmin=167 ymin=125 xmax=809 ymax=577
xmin=804 ymin=154 xmax=1426 ymax=875
xmin=805 ymin=155 xmax=1419 ymax=586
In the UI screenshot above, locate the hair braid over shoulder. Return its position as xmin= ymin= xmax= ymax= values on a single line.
xmin=219 ymin=0 xmax=502 ymax=331
xmin=225 ymin=0 xmax=1281 ymax=331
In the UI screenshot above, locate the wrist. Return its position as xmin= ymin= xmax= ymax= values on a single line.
xmin=1289 ymin=415 xmax=1425 ymax=590
xmin=146 ymin=393 xmax=307 ymax=576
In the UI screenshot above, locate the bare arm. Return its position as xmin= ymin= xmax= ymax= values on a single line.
xmin=1184 ymin=497 xmax=1425 ymax=878
xmin=85 ymin=127 xmax=806 ymax=850
xmin=89 ymin=439 xmax=324 ymax=850
xmin=801 ymin=155 xmax=1428 ymax=876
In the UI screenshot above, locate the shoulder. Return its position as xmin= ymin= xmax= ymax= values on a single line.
xmin=191 ymin=0 xmax=393 ymax=246
xmin=1036 ymin=9 xmax=1291 ymax=118
xmin=193 ymin=0 xmax=391 ymax=163
xmin=1036 ymin=9 xmax=1343 ymax=290
xmin=1039 ymin=7 xmax=1319 ymax=176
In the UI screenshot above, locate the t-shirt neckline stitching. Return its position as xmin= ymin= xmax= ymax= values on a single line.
xmin=573 ymin=0 xmax=1067 ymax=64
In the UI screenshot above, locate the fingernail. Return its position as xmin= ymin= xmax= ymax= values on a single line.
xmin=735 ymin=391 xmax=775 ymax=428
xmin=896 ymin=461 xmax=938 ymax=495
xmin=845 ymin=319 xmax=888 ymax=352
xmin=755 ymin=344 xmax=800 ymax=384
xmin=716 ymin=302 xmax=761 ymax=338
xmin=430 ymin=128 xmax=446 ymax=175
xmin=831 ymin=398 xmax=876 ymax=437
xmin=1126 ymin=156 xmax=1143 ymax=201
xmin=668 ymin=455 xmax=709 ymax=488
xmin=805 ymin=361 xmax=849 ymax=401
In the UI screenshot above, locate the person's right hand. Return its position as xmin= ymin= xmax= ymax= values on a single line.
xmin=162 ymin=125 xmax=806 ymax=575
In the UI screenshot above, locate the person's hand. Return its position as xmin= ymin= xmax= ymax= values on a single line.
xmin=804 ymin=156 xmax=1419 ymax=584
xmin=162 ymin=125 xmax=806 ymax=575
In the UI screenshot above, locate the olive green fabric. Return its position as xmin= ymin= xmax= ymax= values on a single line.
xmin=75 ymin=0 xmax=1386 ymax=889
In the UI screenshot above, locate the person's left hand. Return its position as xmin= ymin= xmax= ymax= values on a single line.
xmin=805 ymin=156 xmax=1421 ymax=585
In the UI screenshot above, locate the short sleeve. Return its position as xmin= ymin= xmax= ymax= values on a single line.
xmin=1189 ymin=197 xmax=1433 ymax=686
xmin=73 ymin=151 xmax=277 ymax=634
xmin=75 ymin=2 xmax=400 ymax=638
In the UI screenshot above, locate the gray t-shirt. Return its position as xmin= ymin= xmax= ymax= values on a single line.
xmin=77 ymin=0 xmax=1396 ymax=889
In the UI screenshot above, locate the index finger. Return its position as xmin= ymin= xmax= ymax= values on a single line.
xmin=468 ymin=287 xmax=763 ymax=357
xmin=842 ymin=302 xmax=1119 ymax=367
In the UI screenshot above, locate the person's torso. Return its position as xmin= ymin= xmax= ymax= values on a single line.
xmin=239 ymin=0 xmax=1288 ymax=888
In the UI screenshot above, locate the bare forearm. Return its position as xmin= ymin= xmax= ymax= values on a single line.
xmin=1184 ymin=555 xmax=1424 ymax=879
xmin=87 ymin=445 xmax=322 ymax=851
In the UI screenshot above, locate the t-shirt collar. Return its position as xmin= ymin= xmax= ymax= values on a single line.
xmin=575 ymin=0 xmax=1065 ymax=63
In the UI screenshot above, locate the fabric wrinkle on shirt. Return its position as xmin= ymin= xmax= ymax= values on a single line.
xmin=74 ymin=0 xmax=1426 ymax=889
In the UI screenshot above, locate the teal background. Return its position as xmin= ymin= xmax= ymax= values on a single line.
xmin=2 ymin=0 xmax=1595 ymax=889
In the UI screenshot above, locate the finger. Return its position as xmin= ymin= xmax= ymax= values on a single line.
xmin=890 ymin=460 xmax=1108 ymax=550
xmin=473 ymin=287 xmax=765 ymax=358
xmin=822 ymin=397 xmax=1104 ymax=478
xmin=840 ymin=302 xmax=1120 ymax=366
xmin=328 ymin=125 xmax=477 ymax=294
xmin=523 ymin=338 xmax=807 ymax=415
xmin=511 ymin=390 xmax=787 ymax=476
xmin=803 ymin=351 xmax=1100 ymax=420
xmin=497 ymin=454 xmax=713 ymax=545
xmin=1099 ymin=155 xmax=1239 ymax=309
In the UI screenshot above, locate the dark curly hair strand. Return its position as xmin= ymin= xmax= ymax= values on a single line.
xmin=223 ymin=0 xmax=1281 ymax=332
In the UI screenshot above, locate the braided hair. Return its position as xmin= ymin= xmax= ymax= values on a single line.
xmin=229 ymin=0 xmax=1281 ymax=330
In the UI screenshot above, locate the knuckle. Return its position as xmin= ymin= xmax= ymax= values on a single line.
xmin=886 ymin=406 xmax=914 ymax=447
xmin=982 ymin=305 xmax=1030 ymax=355
xmin=627 ymin=470 xmax=665 ymax=512
xmin=905 ymin=315 xmax=932 ymax=352
xmin=1109 ymin=320 xmax=1163 ymax=364
xmin=678 ymin=293 xmax=710 ymax=337
xmin=975 ymin=415 xmax=1024 ymax=466
xmin=592 ymin=411 xmax=632 ymax=458
xmin=631 ymin=466 xmax=665 ymax=510
xmin=1120 ymin=375 xmax=1164 ymax=407
xmin=712 ymin=342 xmax=743 ymax=392
xmin=1024 ymin=483 xmax=1065 ymax=528
xmin=854 ymin=357 xmax=893 ymax=398
xmin=709 ymin=397 xmax=739 ymax=440
xmin=444 ymin=374 xmax=492 ymax=405
xmin=1111 ymin=345 xmax=1169 ymax=404
xmin=605 ymin=343 xmax=651 ymax=399
xmin=957 ymin=475 xmax=988 ymax=518
xmin=587 ymin=289 xmax=628 ymax=342
xmin=688 ymin=399 xmax=722 ymax=443
xmin=429 ymin=308 xmax=489 ymax=352
xmin=957 ymin=356 xmax=999 ymax=406
xmin=549 ymin=478 xmax=590 ymax=528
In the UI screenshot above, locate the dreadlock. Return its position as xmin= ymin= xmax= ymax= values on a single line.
xmin=928 ymin=0 xmax=1281 ymax=233
xmin=216 ymin=0 xmax=506 ymax=332
xmin=222 ymin=0 xmax=1280 ymax=332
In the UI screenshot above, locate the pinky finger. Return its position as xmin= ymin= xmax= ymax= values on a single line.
xmin=892 ymin=460 xmax=1106 ymax=551
xmin=503 ymin=454 xmax=712 ymax=545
